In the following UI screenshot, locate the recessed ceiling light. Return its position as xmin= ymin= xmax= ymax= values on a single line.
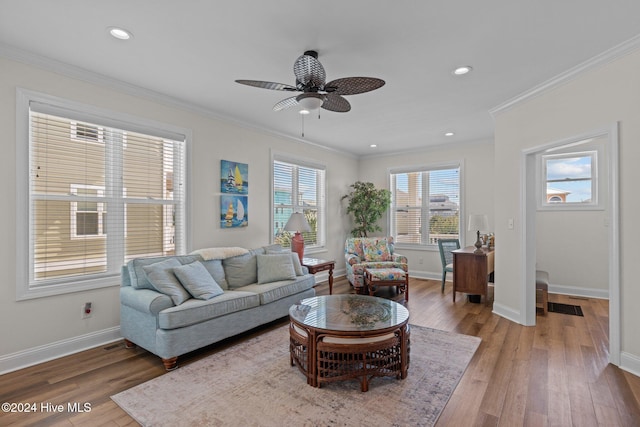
xmin=452 ymin=66 xmax=472 ymax=76
xmin=445 ymin=132 xmax=455 ymax=137
xmin=370 ymin=144 xmax=377 ymax=148
xmin=108 ymin=27 xmax=133 ymax=40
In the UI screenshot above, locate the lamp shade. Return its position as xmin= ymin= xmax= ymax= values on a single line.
xmin=468 ymin=214 xmax=489 ymax=232
xmin=284 ymin=212 xmax=311 ymax=232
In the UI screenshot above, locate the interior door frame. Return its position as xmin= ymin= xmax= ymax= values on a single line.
xmin=520 ymin=122 xmax=620 ymax=365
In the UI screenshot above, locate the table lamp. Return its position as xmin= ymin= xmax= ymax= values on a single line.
xmin=284 ymin=212 xmax=311 ymax=262
xmin=468 ymin=214 xmax=489 ymax=254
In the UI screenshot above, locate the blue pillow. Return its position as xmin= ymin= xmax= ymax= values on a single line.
xmin=142 ymin=258 xmax=191 ymax=305
xmin=173 ymin=261 xmax=224 ymax=300
xmin=257 ymin=253 xmax=296 ymax=284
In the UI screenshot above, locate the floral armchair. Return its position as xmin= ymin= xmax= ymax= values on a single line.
xmin=345 ymin=237 xmax=408 ymax=292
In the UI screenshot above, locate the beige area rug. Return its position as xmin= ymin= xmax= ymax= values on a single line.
xmin=112 ymin=325 xmax=480 ymax=427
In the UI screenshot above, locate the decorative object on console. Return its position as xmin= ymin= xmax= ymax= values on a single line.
xmin=284 ymin=212 xmax=311 ymax=262
xmin=468 ymin=214 xmax=489 ymax=254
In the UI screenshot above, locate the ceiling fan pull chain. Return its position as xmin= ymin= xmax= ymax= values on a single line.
xmin=301 ymin=113 xmax=305 ymax=138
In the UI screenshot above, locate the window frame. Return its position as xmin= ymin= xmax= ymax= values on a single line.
xmin=539 ymin=150 xmax=598 ymax=209
xmin=16 ymin=88 xmax=191 ymax=300
xmin=270 ymin=152 xmax=326 ymax=253
xmin=389 ymin=162 xmax=463 ymax=250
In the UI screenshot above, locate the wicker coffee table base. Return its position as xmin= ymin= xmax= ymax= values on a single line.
xmin=290 ymin=322 xmax=410 ymax=392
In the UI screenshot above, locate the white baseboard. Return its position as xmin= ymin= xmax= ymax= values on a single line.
xmin=407 ymin=270 xmax=441 ymax=281
xmin=0 ymin=326 xmax=122 ymax=375
xmin=549 ymin=283 xmax=609 ymax=300
xmin=492 ymin=302 xmax=522 ymax=324
xmin=620 ymin=351 xmax=640 ymax=377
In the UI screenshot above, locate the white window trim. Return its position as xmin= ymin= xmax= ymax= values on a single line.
xmin=389 ymin=161 xmax=464 ymax=251
xmin=16 ymin=88 xmax=192 ymax=300
xmin=270 ymin=151 xmax=327 ymax=252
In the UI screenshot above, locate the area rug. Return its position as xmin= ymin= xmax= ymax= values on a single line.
xmin=548 ymin=302 xmax=584 ymax=316
xmin=112 ymin=324 xmax=481 ymax=426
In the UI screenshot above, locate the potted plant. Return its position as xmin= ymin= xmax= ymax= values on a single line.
xmin=342 ymin=181 xmax=391 ymax=237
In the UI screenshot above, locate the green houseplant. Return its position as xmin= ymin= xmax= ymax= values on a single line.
xmin=342 ymin=181 xmax=392 ymax=237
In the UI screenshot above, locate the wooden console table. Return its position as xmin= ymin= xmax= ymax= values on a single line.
xmin=452 ymin=246 xmax=494 ymax=302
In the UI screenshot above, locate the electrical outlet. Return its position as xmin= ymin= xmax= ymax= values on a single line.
xmin=82 ymin=302 xmax=92 ymax=319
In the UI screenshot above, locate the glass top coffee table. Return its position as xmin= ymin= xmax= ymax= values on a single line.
xmin=289 ymin=295 xmax=410 ymax=392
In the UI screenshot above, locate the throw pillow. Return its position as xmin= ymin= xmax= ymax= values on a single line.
xmin=266 ymin=249 xmax=304 ymax=276
xmin=142 ymin=258 xmax=191 ymax=305
xmin=199 ymin=259 xmax=229 ymax=289
xmin=222 ymin=251 xmax=258 ymax=288
xmin=362 ymin=238 xmax=391 ymax=262
xmin=256 ymin=253 xmax=296 ymax=284
xmin=173 ymin=261 xmax=224 ymax=300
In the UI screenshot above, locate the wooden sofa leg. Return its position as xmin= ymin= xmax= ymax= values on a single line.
xmin=124 ymin=339 xmax=136 ymax=349
xmin=162 ymin=357 xmax=178 ymax=371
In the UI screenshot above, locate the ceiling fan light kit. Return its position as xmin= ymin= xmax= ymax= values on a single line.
xmin=235 ymin=50 xmax=385 ymax=115
xmin=297 ymin=93 xmax=324 ymax=114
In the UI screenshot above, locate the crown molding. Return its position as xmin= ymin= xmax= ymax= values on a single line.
xmin=490 ymin=33 xmax=640 ymax=117
xmin=0 ymin=43 xmax=355 ymax=158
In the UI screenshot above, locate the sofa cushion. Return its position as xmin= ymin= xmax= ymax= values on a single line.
xmin=266 ymin=249 xmax=304 ymax=276
xmin=240 ymin=274 xmax=315 ymax=305
xmin=173 ymin=261 xmax=224 ymax=300
xmin=158 ymin=291 xmax=260 ymax=329
xmin=142 ymin=258 xmax=191 ymax=305
xmin=362 ymin=238 xmax=391 ymax=261
xmin=257 ymin=253 xmax=296 ymax=284
xmin=199 ymin=259 xmax=229 ymax=289
xmin=223 ymin=248 xmax=264 ymax=288
xmin=128 ymin=255 xmax=201 ymax=290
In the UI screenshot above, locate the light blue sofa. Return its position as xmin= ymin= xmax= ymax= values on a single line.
xmin=120 ymin=245 xmax=315 ymax=370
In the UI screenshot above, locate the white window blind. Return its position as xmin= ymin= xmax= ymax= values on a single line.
xmin=272 ymin=157 xmax=325 ymax=250
xmin=26 ymin=107 xmax=186 ymax=293
xmin=390 ymin=165 xmax=460 ymax=246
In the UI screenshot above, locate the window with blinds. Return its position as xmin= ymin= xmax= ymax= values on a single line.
xmin=390 ymin=165 xmax=460 ymax=246
xmin=19 ymin=94 xmax=187 ymax=298
xmin=272 ymin=157 xmax=326 ymax=250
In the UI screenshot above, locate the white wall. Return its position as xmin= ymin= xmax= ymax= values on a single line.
xmin=493 ymin=49 xmax=640 ymax=372
xmin=0 ymin=56 xmax=357 ymax=371
xmin=357 ymin=141 xmax=495 ymax=280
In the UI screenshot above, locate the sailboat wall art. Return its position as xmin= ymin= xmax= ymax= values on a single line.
xmin=220 ymin=160 xmax=248 ymax=194
xmin=220 ymin=195 xmax=248 ymax=228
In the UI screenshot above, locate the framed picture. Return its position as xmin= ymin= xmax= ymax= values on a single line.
xmin=220 ymin=195 xmax=248 ymax=228
xmin=220 ymin=160 xmax=248 ymax=194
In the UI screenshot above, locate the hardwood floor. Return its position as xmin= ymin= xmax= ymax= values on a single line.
xmin=2 ymin=277 xmax=639 ymax=426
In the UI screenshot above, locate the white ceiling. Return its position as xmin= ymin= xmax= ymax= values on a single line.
xmin=2 ymin=1 xmax=640 ymax=156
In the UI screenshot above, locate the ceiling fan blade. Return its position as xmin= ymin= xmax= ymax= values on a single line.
xmin=273 ymin=96 xmax=299 ymax=111
xmin=235 ymin=80 xmax=298 ymax=91
xmin=324 ymin=77 xmax=385 ymax=95
xmin=293 ymin=51 xmax=326 ymax=89
xmin=321 ymin=94 xmax=351 ymax=112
